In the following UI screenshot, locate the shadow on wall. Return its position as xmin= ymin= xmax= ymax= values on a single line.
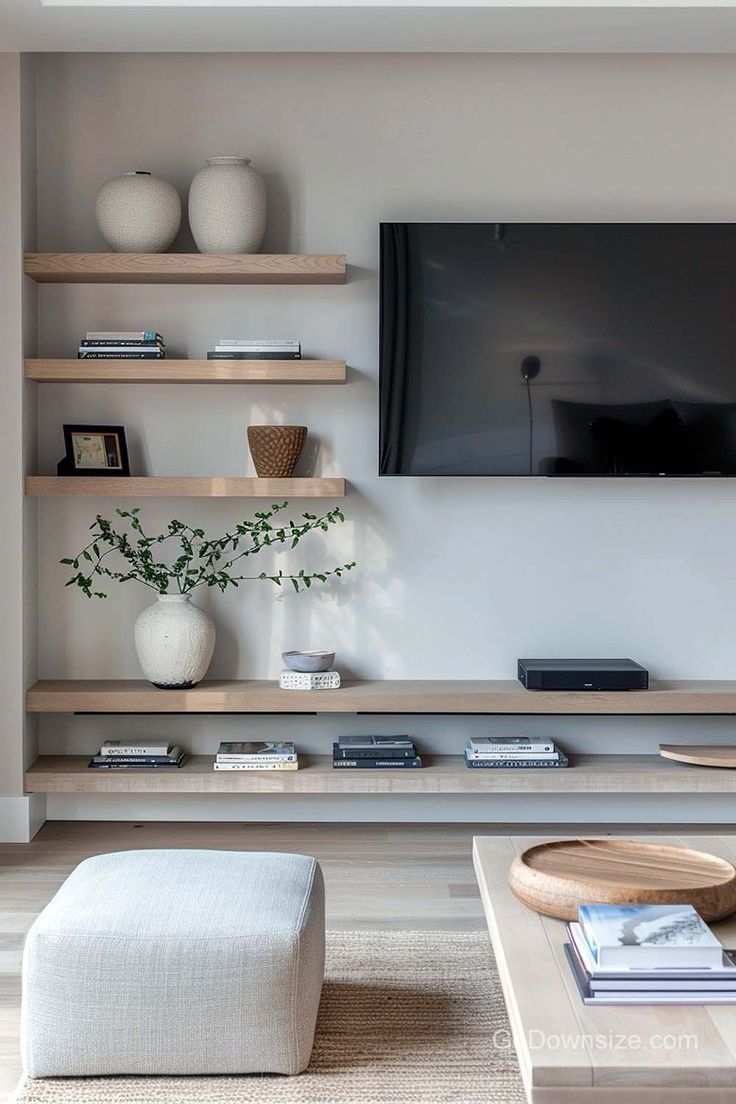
xmin=46 ymin=495 xmax=400 ymax=680
xmin=206 ymin=492 xmax=401 ymax=680
xmin=260 ymin=171 xmax=300 ymax=255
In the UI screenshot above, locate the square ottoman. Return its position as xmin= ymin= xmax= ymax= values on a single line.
xmin=21 ymin=849 xmax=325 ymax=1077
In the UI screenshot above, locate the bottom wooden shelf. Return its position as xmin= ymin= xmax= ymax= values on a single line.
xmin=24 ymin=754 xmax=736 ymax=795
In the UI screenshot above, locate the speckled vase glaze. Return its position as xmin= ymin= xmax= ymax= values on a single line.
xmin=133 ymin=594 xmax=215 ymax=689
xmin=95 ymin=171 xmax=182 ymax=253
xmin=188 ymin=156 xmax=267 ymax=254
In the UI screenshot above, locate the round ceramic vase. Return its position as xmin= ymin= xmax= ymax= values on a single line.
xmin=188 ymin=156 xmax=267 ymax=254
xmin=95 ymin=170 xmax=182 ymax=253
xmin=133 ymin=594 xmax=215 ymax=689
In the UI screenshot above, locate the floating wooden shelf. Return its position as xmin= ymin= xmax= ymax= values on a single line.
xmin=24 ymin=359 xmax=347 ymax=384
xmin=25 ymin=477 xmax=345 ymax=498
xmin=23 ymin=754 xmax=736 ymax=795
xmin=24 ymin=253 xmax=346 ymax=285
xmin=25 ymin=678 xmax=736 ymax=715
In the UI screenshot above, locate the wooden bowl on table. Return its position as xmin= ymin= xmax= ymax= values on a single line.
xmin=508 ymin=838 xmax=736 ymax=922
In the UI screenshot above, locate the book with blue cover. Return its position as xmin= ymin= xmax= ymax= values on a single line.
xmin=86 ymin=331 xmax=163 ymax=342
xmin=80 ymin=340 xmax=163 ymax=348
xmin=578 ymin=904 xmax=723 ymax=968
xmin=78 ymin=333 xmax=165 ymax=360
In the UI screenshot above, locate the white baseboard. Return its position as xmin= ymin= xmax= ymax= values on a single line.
xmin=0 ymin=794 xmax=46 ymax=841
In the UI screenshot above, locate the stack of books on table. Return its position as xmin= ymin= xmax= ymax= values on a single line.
xmin=213 ymin=741 xmax=299 ymax=771
xmin=464 ymin=736 xmax=568 ymax=768
xmin=88 ymin=740 xmax=184 ymax=768
xmin=566 ymin=904 xmax=736 ymax=1005
xmin=77 ymin=331 xmax=165 ymax=359
xmin=207 ymin=339 xmax=301 ymax=361
xmin=332 ymin=735 xmax=422 ymax=769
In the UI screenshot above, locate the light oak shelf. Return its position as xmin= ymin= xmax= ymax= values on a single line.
xmin=23 ymin=754 xmax=736 ymax=795
xmin=24 ymin=253 xmax=346 ymax=285
xmin=25 ymin=477 xmax=345 ymax=498
xmin=24 ymin=359 xmax=347 ymax=384
xmin=25 ymin=678 xmax=736 ymax=715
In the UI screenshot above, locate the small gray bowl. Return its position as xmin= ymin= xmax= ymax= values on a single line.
xmin=282 ymin=650 xmax=335 ymax=673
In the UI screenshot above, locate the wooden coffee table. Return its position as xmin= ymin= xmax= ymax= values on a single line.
xmin=473 ymin=834 xmax=736 ymax=1103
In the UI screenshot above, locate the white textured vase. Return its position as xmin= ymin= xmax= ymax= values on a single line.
xmin=188 ymin=156 xmax=266 ymax=254
xmin=95 ymin=170 xmax=182 ymax=253
xmin=133 ymin=594 xmax=215 ymax=689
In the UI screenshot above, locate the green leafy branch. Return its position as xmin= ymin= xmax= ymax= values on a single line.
xmin=62 ymin=503 xmax=356 ymax=598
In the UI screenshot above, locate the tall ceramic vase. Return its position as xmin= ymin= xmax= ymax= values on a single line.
xmin=133 ymin=594 xmax=215 ymax=689
xmin=188 ymin=157 xmax=266 ymax=254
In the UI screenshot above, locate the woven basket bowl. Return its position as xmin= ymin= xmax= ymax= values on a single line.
xmin=247 ymin=425 xmax=307 ymax=478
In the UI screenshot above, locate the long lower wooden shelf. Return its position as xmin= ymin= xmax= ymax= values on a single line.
xmin=24 ymin=754 xmax=736 ymax=794
xmin=25 ymin=477 xmax=345 ymax=498
xmin=25 ymin=678 xmax=736 ymax=715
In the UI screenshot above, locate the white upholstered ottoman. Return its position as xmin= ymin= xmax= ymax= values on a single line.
xmin=21 ymin=849 xmax=325 ymax=1078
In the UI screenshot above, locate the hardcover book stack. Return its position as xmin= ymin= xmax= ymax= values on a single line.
xmin=464 ymin=735 xmax=568 ymax=769
xmin=333 ymin=735 xmax=422 ymax=770
xmin=566 ymin=904 xmax=736 ymax=1005
xmin=207 ymin=339 xmax=301 ymax=361
xmin=77 ymin=331 xmax=165 ymax=359
xmin=88 ymin=740 xmax=184 ymax=769
xmin=213 ymin=741 xmax=299 ymax=771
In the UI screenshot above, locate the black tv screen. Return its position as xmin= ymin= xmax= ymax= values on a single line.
xmin=379 ymin=223 xmax=736 ymax=476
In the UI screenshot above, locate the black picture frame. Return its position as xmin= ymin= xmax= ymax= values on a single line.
xmin=59 ymin=425 xmax=130 ymax=477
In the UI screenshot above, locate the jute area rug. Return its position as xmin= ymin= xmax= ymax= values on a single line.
xmin=15 ymin=930 xmax=525 ymax=1104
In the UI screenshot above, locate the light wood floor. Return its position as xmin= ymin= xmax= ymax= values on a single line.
xmin=2 ymin=820 xmax=716 ymax=1101
xmin=0 ymin=820 xmax=490 ymax=1102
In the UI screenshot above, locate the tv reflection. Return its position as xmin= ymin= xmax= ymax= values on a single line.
xmin=545 ymin=398 xmax=736 ymax=476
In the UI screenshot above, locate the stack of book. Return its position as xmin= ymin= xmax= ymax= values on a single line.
xmin=88 ymin=740 xmax=184 ymax=769
xmin=77 ymin=331 xmax=165 ymax=359
xmin=213 ymin=741 xmax=298 ymax=771
xmin=464 ymin=735 xmax=568 ymax=769
xmin=207 ymin=339 xmax=301 ymax=361
xmin=333 ymin=735 xmax=422 ymax=770
xmin=566 ymin=903 xmax=736 ymax=1005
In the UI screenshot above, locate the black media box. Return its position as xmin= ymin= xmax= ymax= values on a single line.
xmin=518 ymin=658 xmax=649 ymax=692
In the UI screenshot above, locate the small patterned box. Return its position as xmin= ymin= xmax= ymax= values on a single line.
xmin=279 ymin=670 xmax=341 ymax=691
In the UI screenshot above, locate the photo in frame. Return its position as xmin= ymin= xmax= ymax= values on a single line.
xmin=58 ymin=425 xmax=130 ymax=476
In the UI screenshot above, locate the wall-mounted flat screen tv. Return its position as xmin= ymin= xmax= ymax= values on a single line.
xmin=379 ymin=223 xmax=736 ymax=476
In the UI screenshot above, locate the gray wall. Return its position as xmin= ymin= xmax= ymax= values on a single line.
xmin=30 ymin=52 xmax=736 ymax=824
